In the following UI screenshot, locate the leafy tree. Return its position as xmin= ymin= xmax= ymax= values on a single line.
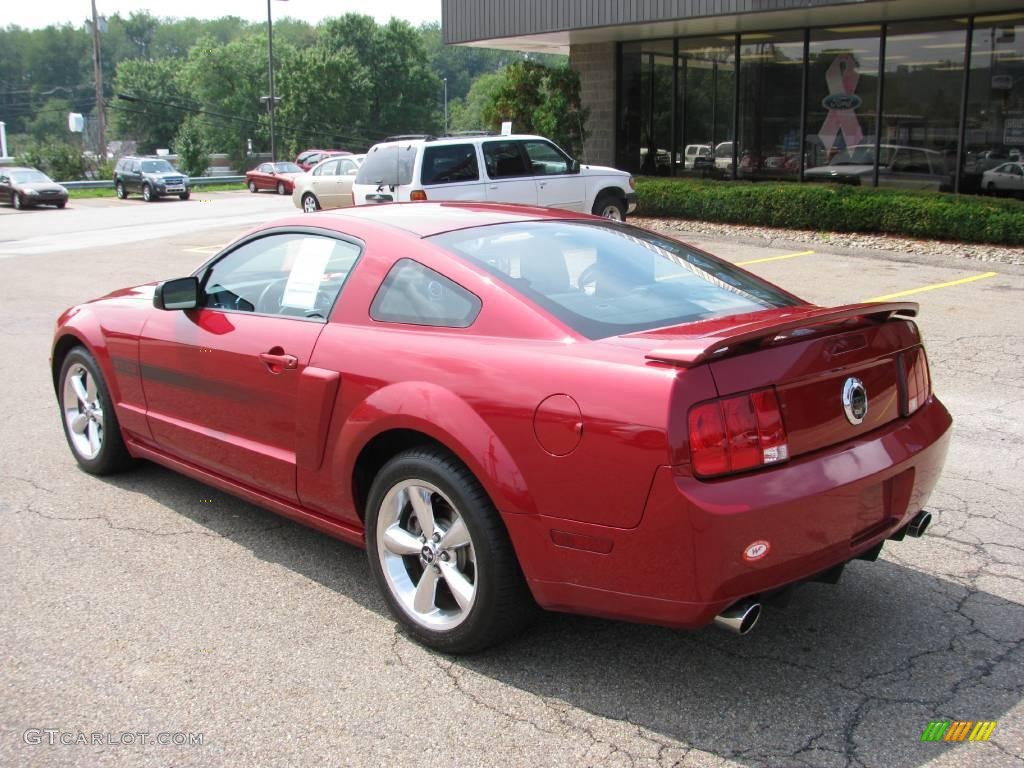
xmin=111 ymin=58 xmax=188 ymax=153
xmin=173 ymin=115 xmax=208 ymax=177
xmin=483 ymin=61 xmax=588 ymax=156
xmin=16 ymin=140 xmax=85 ymax=181
xmin=25 ymin=97 xmax=77 ymax=143
xmin=449 ymin=72 xmax=504 ymax=132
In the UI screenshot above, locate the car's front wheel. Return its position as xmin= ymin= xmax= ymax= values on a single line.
xmin=302 ymin=193 xmax=319 ymax=213
xmin=248 ymin=180 xmax=258 ymax=193
xmin=58 ymin=347 xmax=134 ymax=475
xmin=142 ymin=183 xmax=155 ymax=202
xmin=593 ymin=192 xmax=626 ymax=221
xmin=179 ymin=191 xmax=190 ymax=201
xmin=12 ymin=192 xmax=23 ymax=210
xmin=115 ymin=181 xmax=127 ymax=199
xmin=366 ymin=447 xmax=535 ymax=654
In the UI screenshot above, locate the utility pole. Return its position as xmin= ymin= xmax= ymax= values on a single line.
xmin=89 ymin=0 xmax=106 ymax=159
xmin=265 ymin=0 xmax=280 ymax=163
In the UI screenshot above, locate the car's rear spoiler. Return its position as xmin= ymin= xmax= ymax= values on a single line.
xmin=644 ymin=301 xmax=919 ymax=367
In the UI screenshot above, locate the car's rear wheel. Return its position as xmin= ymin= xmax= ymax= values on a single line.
xmin=12 ymin=192 xmax=23 ymax=210
xmin=302 ymin=193 xmax=319 ymax=213
xmin=58 ymin=347 xmax=134 ymax=475
xmin=248 ymin=180 xmax=258 ymax=193
xmin=142 ymin=183 xmax=155 ymax=202
xmin=115 ymin=181 xmax=127 ymax=199
xmin=366 ymin=447 xmax=535 ymax=654
xmin=987 ymin=182 xmax=997 ymax=195
xmin=593 ymin=193 xmax=625 ymax=221
xmin=277 ymin=181 xmax=286 ymax=195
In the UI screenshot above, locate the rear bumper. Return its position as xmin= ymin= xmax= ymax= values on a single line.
xmin=507 ymin=396 xmax=952 ymax=629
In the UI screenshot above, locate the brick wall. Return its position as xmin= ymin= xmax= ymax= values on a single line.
xmin=569 ymin=42 xmax=617 ymax=168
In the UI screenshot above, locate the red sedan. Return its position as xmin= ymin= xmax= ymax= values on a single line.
xmin=245 ymin=161 xmax=304 ymax=195
xmin=50 ymin=203 xmax=951 ymax=652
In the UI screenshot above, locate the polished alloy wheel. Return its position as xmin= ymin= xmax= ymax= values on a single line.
xmin=600 ymin=204 xmax=624 ymax=221
xmin=376 ymin=479 xmax=477 ymax=631
xmin=302 ymin=194 xmax=319 ymax=213
xmin=62 ymin=363 xmax=104 ymax=460
xmin=277 ymin=182 xmax=286 ymax=195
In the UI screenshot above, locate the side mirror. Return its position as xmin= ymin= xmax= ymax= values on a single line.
xmin=569 ymin=159 xmax=580 ymax=174
xmin=154 ymin=276 xmax=201 ymax=310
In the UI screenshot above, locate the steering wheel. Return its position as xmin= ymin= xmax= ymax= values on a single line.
xmin=256 ymin=277 xmax=289 ymax=314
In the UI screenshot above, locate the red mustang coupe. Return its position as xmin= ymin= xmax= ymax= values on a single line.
xmin=51 ymin=203 xmax=951 ymax=652
xmin=245 ymin=161 xmax=304 ymax=195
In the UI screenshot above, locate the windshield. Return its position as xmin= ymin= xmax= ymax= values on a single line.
xmin=274 ymin=162 xmax=301 ymax=173
xmin=12 ymin=170 xmax=51 ymax=184
xmin=141 ymin=160 xmax=176 ymax=173
xmin=355 ymin=144 xmax=418 ymax=187
xmin=829 ymin=146 xmax=896 ymax=166
xmin=432 ymin=221 xmax=798 ymax=340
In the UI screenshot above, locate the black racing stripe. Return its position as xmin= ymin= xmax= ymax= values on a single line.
xmin=139 ymin=362 xmax=260 ymax=404
xmin=111 ymin=356 xmax=140 ymax=377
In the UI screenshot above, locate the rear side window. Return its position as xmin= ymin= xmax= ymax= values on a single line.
xmin=370 ymin=259 xmax=481 ymax=328
xmin=355 ymin=144 xmax=418 ymax=187
xmin=483 ymin=141 xmax=529 ymax=178
xmin=421 ymin=144 xmax=479 ymax=185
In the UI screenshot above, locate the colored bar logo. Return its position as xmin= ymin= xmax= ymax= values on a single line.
xmin=921 ymin=721 xmax=997 ymax=742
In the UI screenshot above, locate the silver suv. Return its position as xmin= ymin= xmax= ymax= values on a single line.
xmin=352 ymin=134 xmax=637 ymax=220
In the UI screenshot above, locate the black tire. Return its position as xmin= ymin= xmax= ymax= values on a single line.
xmin=56 ymin=200 xmax=67 ymax=209
xmin=179 ymin=191 xmax=191 ymax=201
xmin=302 ymin=193 xmax=319 ymax=213
xmin=12 ymin=192 xmax=23 ymax=210
xmin=115 ymin=181 xmax=127 ymax=199
xmin=986 ymin=182 xmax=998 ymax=196
xmin=592 ymin=192 xmax=626 ymax=222
xmin=142 ymin=183 xmax=155 ymax=202
xmin=57 ymin=347 xmax=135 ymax=475
xmin=277 ymin=181 xmax=286 ymax=195
xmin=248 ymin=180 xmax=258 ymax=193
xmin=365 ymin=446 xmax=536 ymax=654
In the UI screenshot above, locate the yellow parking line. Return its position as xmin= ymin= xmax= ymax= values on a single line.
xmin=864 ymin=271 xmax=998 ymax=302
xmin=183 ymin=244 xmax=225 ymax=255
xmin=736 ymin=249 xmax=816 ymax=266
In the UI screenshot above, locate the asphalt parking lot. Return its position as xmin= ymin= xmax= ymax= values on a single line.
xmin=2 ymin=193 xmax=1023 ymax=767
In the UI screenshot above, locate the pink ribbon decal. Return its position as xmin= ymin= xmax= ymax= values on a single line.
xmin=818 ymin=54 xmax=864 ymax=154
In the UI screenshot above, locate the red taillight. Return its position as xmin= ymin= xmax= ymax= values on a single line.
xmin=688 ymin=388 xmax=789 ymax=478
xmin=903 ymin=347 xmax=931 ymax=416
xmin=409 ymin=189 xmax=428 ymax=201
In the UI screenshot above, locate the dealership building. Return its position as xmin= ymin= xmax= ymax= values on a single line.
xmin=442 ymin=1 xmax=1024 ymax=194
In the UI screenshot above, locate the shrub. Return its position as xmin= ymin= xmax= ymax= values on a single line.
xmin=15 ymin=141 xmax=85 ymax=182
xmin=173 ymin=116 xmax=209 ymax=178
xmin=635 ymin=177 xmax=1024 ymax=246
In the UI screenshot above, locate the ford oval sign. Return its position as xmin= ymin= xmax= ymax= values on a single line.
xmin=822 ymin=93 xmax=862 ymax=111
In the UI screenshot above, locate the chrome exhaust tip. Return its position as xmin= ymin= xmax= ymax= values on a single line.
xmin=713 ymin=599 xmax=762 ymax=636
xmin=906 ymin=510 xmax=932 ymax=538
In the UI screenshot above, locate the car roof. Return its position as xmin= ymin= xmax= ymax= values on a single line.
xmin=369 ymin=134 xmax=552 ymax=150
xmin=320 ymin=201 xmax=592 ymax=238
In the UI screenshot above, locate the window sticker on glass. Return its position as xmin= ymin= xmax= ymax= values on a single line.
xmin=282 ymin=238 xmax=334 ymax=309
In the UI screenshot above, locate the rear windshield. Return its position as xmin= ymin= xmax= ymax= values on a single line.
xmin=355 ymin=144 xmax=418 ymax=187
xmin=432 ymin=221 xmax=798 ymax=339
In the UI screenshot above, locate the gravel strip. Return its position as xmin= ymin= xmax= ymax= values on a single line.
xmin=632 ymin=216 xmax=1024 ymax=267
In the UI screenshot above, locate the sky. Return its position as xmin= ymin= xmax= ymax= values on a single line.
xmin=4 ymin=0 xmax=441 ymax=29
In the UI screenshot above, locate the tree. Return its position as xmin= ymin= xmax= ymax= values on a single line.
xmin=16 ymin=141 xmax=85 ymax=181
xmin=111 ymin=58 xmax=188 ymax=153
xmin=483 ymin=62 xmax=589 ymax=157
xmin=25 ymin=97 xmax=77 ymax=143
xmin=173 ymin=115 xmax=208 ymax=177
xmin=449 ymin=72 xmax=504 ymax=132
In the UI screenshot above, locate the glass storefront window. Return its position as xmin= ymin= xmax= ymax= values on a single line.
xmin=617 ymin=40 xmax=674 ymax=174
xmin=738 ymin=31 xmax=804 ymax=180
xmin=804 ymin=26 xmax=881 ymax=184
xmin=677 ymin=37 xmax=735 ymax=177
xmin=963 ymin=13 xmax=1024 ymax=194
xmin=881 ymin=20 xmax=966 ymax=192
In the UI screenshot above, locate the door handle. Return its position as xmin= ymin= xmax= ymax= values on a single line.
xmin=488 ymin=184 xmax=499 ymax=190
xmin=538 ymin=182 xmax=547 ymax=189
xmin=259 ymin=351 xmax=298 ymax=373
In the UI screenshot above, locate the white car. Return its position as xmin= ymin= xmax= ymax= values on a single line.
xmin=804 ymin=144 xmax=951 ymax=191
xmin=981 ymin=162 xmax=1024 ymax=196
xmin=351 ymin=134 xmax=637 ymax=220
xmin=292 ymin=154 xmax=364 ymax=212
xmin=684 ymin=144 xmax=713 ymax=169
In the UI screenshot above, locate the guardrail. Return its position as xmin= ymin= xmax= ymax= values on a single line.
xmin=61 ymin=175 xmax=245 ymax=190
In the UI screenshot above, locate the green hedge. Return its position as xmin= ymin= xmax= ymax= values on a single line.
xmin=635 ymin=177 xmax=1024 ymax=246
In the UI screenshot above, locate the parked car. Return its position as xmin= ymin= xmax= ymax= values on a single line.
xmin=804 ymin=144 xmax=951 ymax=190
xmin=246 ymin=162 xmax=304 ymax=195
xmin=113 ymin=156 xmax=191 ymax=202
xmin=292 ymin=154 xmax=363 ymax=212
xmin=981 ymin=162 xmax=1024 ymax=196
xmin=0 ymin=167 xmax=68 ymax=210
xmin=51 ymin=202 xmax=950 ymax=653
xmin=683 ymin=144 xmax=713 ymax=170
xmin=352 ymin=134 xmax=636 ymax=220
xmin=295 ymin=149 xmax=351 ymax=172
xmin=714 ymin=141 xmax=734 ymax=172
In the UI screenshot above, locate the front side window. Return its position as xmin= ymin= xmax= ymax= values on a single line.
xmin=421 ymin=144 xmax=479 ymax=185
xmin=433 ymin=222 xmax=797 ymax=340
xmin=523 ymin=140 xmax=570 ymax=175
xmin=482 ymin=141 xmax=529 ymax=179
xmin=201 ymin=233 xmax=361 ymax=320
xmin=370 ymin=259 xmax=481 ymax=328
